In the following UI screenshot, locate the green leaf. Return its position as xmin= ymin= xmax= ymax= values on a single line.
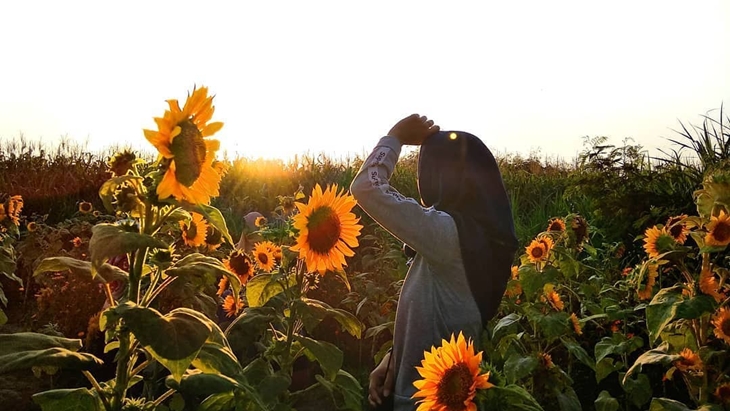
xmin=112 ymin=302 xmax=212 ymax=381
xmin=594 ymin=390 xmax=620 ymax=411
xmin=166 ymin=253 xmax=241 ymax=303
xmin=623 ymin=342 xmax=678 ymax=385
xmin=34 ymin=257 xmax=129 ymax=284
xmin=89 ymin=224 xmax=166 ymax=274
xmin=294 ymin=335 xmax=343 ymax=381
xmin=225 ymin=307 xmax=279 ymax=360
xmin=646 ymin=286 xmax=684 ymax=343
xmin=191 ymin=204 xmax=234 ymax=246
xmin=504 ymin=354 xmax=538 ymax=383
xmin=481 ymin=384 xmax=544 ymax=411
xmin=596 ymin=358 xmax=623 ymax=383
xmin=167 ymin=371 xmax=239 ymax=397
xmin=246 ymin=273 xmax=297 ymax=308
xmin=537 ymin=312 xmax=570 ymax=342
xmin=0 ymin=244 xmax=19 ymax=283
xmin=561 ymin=337 xmax=595 ymax=371
xmin=0 ymin=333 xmax=103 ymax=374
xmin=676 ymin=295 xmax=716 ymax=319
xmin=259 ymin=372 xmax=291 ymax=404
xmin=555 ymin=386 xmax=582 ymax=411
xmin=191 ymin=318 xmax=243 ymax=378
xmin=0 ymin=309 xmax=6 ymax=325
xmin=492 ymin=313 xmax=521 ymax=340
xmin=32 ymin=388 xmax=102 ymax=411
xmin=595 ymin=334 xmax=644 ymax=363
xmin=295 ymin=298 xmax=364 ymax=338
xmin=649 ymin=397 xmax=722 ymax=411
xmin=197 ymin=392 xmax=236 ymax=411
xmin=520 ymin=265 xmax=559 ymax=299
xmin=622 ymin=373 xmax=652 ymax=409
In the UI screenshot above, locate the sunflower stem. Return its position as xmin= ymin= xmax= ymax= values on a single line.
xmin=82 ymin=370 xmax=112 ymax=411
xmin=144 ymin=276 xmax=177 ymax=308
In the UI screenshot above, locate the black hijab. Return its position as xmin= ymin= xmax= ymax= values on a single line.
xmin=417 ymin=130 xmax=519 ymax=325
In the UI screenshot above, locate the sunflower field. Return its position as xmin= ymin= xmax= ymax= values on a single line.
xmin=0 ymin=86 xmax=729 ymax=411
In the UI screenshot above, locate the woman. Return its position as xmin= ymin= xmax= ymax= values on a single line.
xmin=350 ymin=114 xmax=518 ymax=410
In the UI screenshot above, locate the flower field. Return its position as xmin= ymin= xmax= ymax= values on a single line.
xmin=0 ymin=87 xmax=729 ymax=411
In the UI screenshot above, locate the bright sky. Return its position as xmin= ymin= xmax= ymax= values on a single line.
xmin=1 ymin=1 xmax=728 ymax=162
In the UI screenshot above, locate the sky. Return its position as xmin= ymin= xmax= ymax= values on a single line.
xmin=1 ymin=0 xmax=728 ymax=163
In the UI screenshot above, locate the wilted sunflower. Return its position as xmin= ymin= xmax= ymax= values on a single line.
xmin=525 ymin=239 xmax=548 ymax=263
xmin=180 ymin=212 xmax=208 ymax=247
xmin=637 ymin=263 xmax=658 ymax=300
xmin=568 ymin=214 xmax=589 ymax=247
xmin=290 ymin=184 xmax=363 ymax=274
xmin=674 ymin=348 xmax=703 ymax=374
xmin=252 ymin=242 xmax=276 ymax=272
xmin=700 ymin=262 xmax=724 ymax=303
xmin=143 ymin=86 xmax=224 ymax=205
xmin=569 ymin=313 xmax=582 ymax=336
xmin=79 ymin=201 xmax=93 ymax=214
xmin=222 ymin=294 xmax=244 ymax=318
xmin=224 ymin=249 xmax=255 ymax=285
xmin=412 ymin=332 xmax=493 ymax=411
xmin=547 ymin=218 xmax=566 ymax=232
xmin=643 ymin=226 xmax=675 ymax=259
xmin=712 ymin=307 xmax=730 ymax=344
xmin=665 ymin=215 xmax=689 ymax=245
xmin=706 ymin=210 xmax=730 ymax=247
xmin=26 ymin=221 xmax=37 ymax=232
xmin=715 ymin=383 xmax=730 ymax=404
xmin=108 ymin=150 xmax=138 ymax=177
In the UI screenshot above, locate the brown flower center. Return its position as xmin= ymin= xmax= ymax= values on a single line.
xmin=230 ymin=253 xmax=252 ymax=278
xmin=171 ymin=119 xmax=206 ymax=187
xmin=206 ymin=226 xmax=222 ymax=245
xmin=549 ymin=221 xmax=564 ymax=231
xmin=722 ymin=318 xmax=730 ymax=338
xmin=530 ymin=246 xmax=544 ymax=259
xmin=306 ymin=206 xmax=341 ymax=254
xmin=258 ymin=252 xmax=269 ymax=265
xmin=669 ymin=224 xmax=684 ymax=239
xmin=713 ymin=221 xmax=730 ymax=243
xmin=436 ymin=362 xmax=473 ymax=410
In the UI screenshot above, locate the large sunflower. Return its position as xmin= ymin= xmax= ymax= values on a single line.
xmin=143 ymin=86 xmax=224 ymax=204
xmin=643 ymin=226 xmax=675 ymax=259
xmin=712 ymin=307 xmax=730 ymax=345
xmin=412 ymin=332 xmax=493 ymax=411
xmin=180 ymin=212 xmax=208 ymax=247
xmin=290 ymin=184 xmax=363 ymax=274
xmin=706 ymin=210 xmax=730 ymax=247
xmin=224 ymin=249 xmax=255 ymax=285
xmin=252 ymin=242 xmax=276 ymax=272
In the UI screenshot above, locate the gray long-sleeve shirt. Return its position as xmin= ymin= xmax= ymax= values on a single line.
xmin=350 ymin=136 xmax=482 ymax=410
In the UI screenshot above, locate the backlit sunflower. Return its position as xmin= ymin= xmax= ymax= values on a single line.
xmin=569 ymin=313 xmax=582 ymax=336
xmin=706 ymin=210 xmax=730 ymax=247
xmin=108 ymin=150 xmax=138 ymax=177
xmin=290 ymin=184 xmax=363 ymax=274
xmin=637 ymin=263 xmax=658 ymax=300
xmin=224 ymin=249 xmax=255 ymax=285
xmin=255 ymin=216 xmax=267 ymax=228
xmin=6 ymin=195 xmax=23 ymax=225
xmin=253 ymin=242 xmax=276 ymax=272
xmin=526 ymin=239 xmax=548 ymax=263
xmin=712 ymin=307 xmax=730 ymax=344
xmin=666 ymin=215 xmax=689 ymax=245
xmin=547 ymin=218 xmax=566 ymax=232
xmin=643 ymin=226 xmax=675 ymax=259
xmin=674 ymin=348 xmax=703 ymax=374
xmin=412 ymin=332 xmax=493 ymax=411
xmin=222 ymin=294 xmax=244 ymax=318
xmin=204 ymin=225 xmax=224 ymax=251
xmin=143 ymin=86 xmax=224 ymax=205
xmin=180 ymin=212 xmax=208 ymax=247
xmin=79 ymin=201 xmax=93 ymax=214
xmin=700 ymin=260 xmax=724 ymax=303
xmin=217 ymin=277 xmax=229 ymax=296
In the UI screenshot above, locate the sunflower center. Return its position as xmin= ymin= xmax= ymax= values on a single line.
xmin=436 ymin=363 xmax=473 ymax=410
xmin=713 ymin=222 xmax=730 ymax=242
xmin=171 ymin=119 xmax=206 ymax=187
xmin=206 ymin=226 xmax=222 ymax=244
xmin=530 ymin=247 xmax=544 ymax=259
xmin=230 ymin=253 xmax=252 ymax=277
xmin=306 ymin=206 xmax=342 ymax=254
xmin=549 ymin=222 xmax=564 ymax=231
xmin=722 ymin=319 xmax=730 ymax=338
xmin=258 ymin=252 xmax=269 ymax=265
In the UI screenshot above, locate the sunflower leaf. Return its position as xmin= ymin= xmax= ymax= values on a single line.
xmin=646 ymin=286 xmax=684 ymax=343
xmin=166 ymin=253 xmax=241 ymax=303
xmin=98 ymin=175 xmax=144 ymax=214
xmin=34 ymin=257 xmax=128 ymax=284
xmin=0 ymin=333 xmax=103 ymax=374
xmin=89 ymin=224 xmax=166 ymax=276
xmin=294 ymin=335 xmax=343 ymax=381
xmin=32 ymin=388 xmax=103 ymax=411
xmin=622 ymin=342 xmax=679 ymax=385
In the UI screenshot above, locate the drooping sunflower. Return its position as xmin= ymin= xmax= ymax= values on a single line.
xmin=525 ymin=239 xmax=548 ymax=263
xmin=712 ymin=307 xmax=730 ymax=345
xmin=252 ymin=242 xmax=276 ymax=272
xmin=290 ymin=184 xmax=363 ymax=274
xmin=224 ymin=249 xmax=255 ymax=285
xmin=412 ymin=332 xmax=493 ymax=411
xmin=700 ymin=261 xmax=724 ymax=303
xmin=180 ymin=212 xmax=208 ymax=247
xmin=665 ymin=214 xmax=689 ymax=245
xmin=222 ymin=294 xmax=244 ymax=318
xmin=674 ymin=347 xmax=703 ymax=374
xmin=637 ymin=263 xmax=658 ymax=300
xmin=706 ymin=210 xmax=730 ymax=247
xmin=569 ymin=313 xmax=582 ymax=336
xmin=143 ymin=86 xmax=224 ymax=205
xmin=108 ymin=150 xmax=138 ymax=177
xmin=643 ymin=226 xmax=675 ymax=259
xmin=547 ymin=218 xmax=566 ymax=232
xmin=79 ymin=201 xmax=93 ymax=214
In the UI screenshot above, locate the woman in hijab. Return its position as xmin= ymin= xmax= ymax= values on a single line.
xmin=350 ymin=114 xmax=519 ymax=410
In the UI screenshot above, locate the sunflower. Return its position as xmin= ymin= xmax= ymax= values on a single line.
xmin=511 ymin=266 xmax=519 ymax=280
xmin=643 ymin=226 xmax=675 ymax=259
xmin=637 ymin=263 xmax=658 ymax=300
xmin=665 ymin=215 xmax=689 ymax=245
xmin=0 ymin=204 xmax=5 ymax=223
xmin=108 ymin=150 xmax=138 ymax=177
xmin=179 ymin=212 xmax=208 ymax=247
xmin=412 ymin=332 xmax=493 ymax=411
xmin=26 ymin=221 xmax=37 ymax=232
xmin=222 ymin=294 xmax=244 ymax=318
xmin=217 ymin=277 xmax=229 ymax=296
xmin=252 ymin=242 xmax=276 ymax=272
xmin=706 ymin=210 xmax=730 ymax=247
xmin=712 ymin=307 xmax=730 ymax=345
xmin=538 ymin=235 xmax=554 ymax=254
xmin=72 ymin=237 xmax=82 ymax=248
xmin=525 ymin=239 xmax=548 ymax=263
xmin=674 ymin=348 xmax=703 ymax=374
xmin=224 ymin=249 xmax=255 ymax=285
xmin=79 ymin=201 xmax=93 ymax=214
xmin=610 ymin=320 xmax=621 ymax=333
xmin=205 ymin=225 xmax=224 ymax=251
xmin=569 ymin=313 xmax=582 ymax=336
xmin=547 ymin=218 xmax=566 ymax=232
xmin=545 ymin=290 xmax=564 ymax=311
xmin=143 ymin=86 xmax=224 ymax=205
xmin=715 ymin=383 xmax=730 ymax=404
xmin=255 ymin=216 xmax=267 ymax=228
xmin=6 ymin=195 xmax=23 ymax=225
xmin=290 ymin=184 xmax=363 ymax=274
xmin=568 ymin=214 xmax=589 ymax=246
xmin=700 ymin=261 xmax=724 ymax=303
xmin=539 ymin=352 xmax=554 ymax=369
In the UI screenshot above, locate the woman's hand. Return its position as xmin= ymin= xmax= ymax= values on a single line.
xmin=368 ymin=351 xmax=395 ymax=407
xmin=388 ymin=114 xmax=440 ymax=145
